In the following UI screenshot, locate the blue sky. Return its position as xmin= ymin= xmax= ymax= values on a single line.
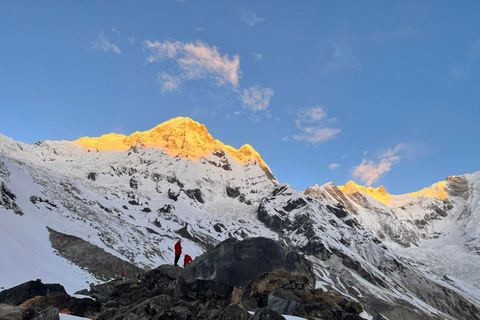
xmin=1 ymin=1 xmax=479 ymax=194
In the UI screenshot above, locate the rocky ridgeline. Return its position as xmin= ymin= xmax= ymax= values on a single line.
xmin=0 ymin=238 xmax=364 ymax=320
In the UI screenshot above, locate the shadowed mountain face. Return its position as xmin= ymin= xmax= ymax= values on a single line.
xmin=1 ymin=117 xmax=480 ymax=319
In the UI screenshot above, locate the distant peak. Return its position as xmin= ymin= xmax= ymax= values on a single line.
xmin=70 ymin=117 xmax=268 ymax=169
xmin=339 ymin=181 xmax=392 ymax=204
xmin=338 ymin=179 xmax=448 ymax=204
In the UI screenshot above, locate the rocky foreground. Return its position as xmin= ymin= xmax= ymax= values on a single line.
xmin=0 ymin=238 xmax=364 ymax=320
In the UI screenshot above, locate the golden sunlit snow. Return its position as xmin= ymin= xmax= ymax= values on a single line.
xmin=71 ymin=117 xmax=268 ymax=169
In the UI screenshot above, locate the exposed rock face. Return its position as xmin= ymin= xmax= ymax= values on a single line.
xmin=0 ymin=182 xmax=23 ymax=215
xmin=0 ymin=280 xmax=65 ymax=306
xmin=47 ymin=228 xmax=142 ymax=281
xmin=183 ymin=237 xmax=315 ymax=289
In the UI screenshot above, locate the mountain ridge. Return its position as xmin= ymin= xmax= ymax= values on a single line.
xmin=71 ymin=117 xmax=269 ymax=170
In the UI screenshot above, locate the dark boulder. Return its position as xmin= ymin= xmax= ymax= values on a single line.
xmin=226 ymin=186 xmax=241 ymax=198
xmin=129 ymin=177 xmax=140 ymax=190
xmin=182 ymin=237 xmax=315 ymax=289
xmin=19 ymin=292 xmax=101 ymax=318
xmin=0 ymin=280 xmax=66 ymax=306
xmin=0 ymin=304 xmax=36 ymax=320
xmin=87 ymin=172 xmax=98 ymax=181
xmin=32 ymin=306 xmax=59 ymax=320
xmin=157 ymin=204 xmax=175 ymax=214
xmin=168 ymin=189 xmax=179 ymax=201
xmin=141 ymin=265 xmax=183 ymax=294
xmin=172 ymin=277 xmax=233 ymax=309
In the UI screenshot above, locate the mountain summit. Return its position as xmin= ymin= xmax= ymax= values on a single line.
xmin=71 ymin=117 xmax=268 ymax=170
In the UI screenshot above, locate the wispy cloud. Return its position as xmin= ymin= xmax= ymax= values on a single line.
xmin=329 ymin=163 xmax=340 ymax=170
xmin=92 ymin=32 xmax=121 ymax=54
xmin=321 ymin=39 xmax=359 ymax=75
xmin=241 ymin=85 xmax=274 ymax=112
xmin=157 ymin=72 xmax=181 ymax=94
xmin=143 ymin=40 xmax=241 ymax=88
xmin=292 ymin=106 xmax=340 ymax=143
xmin=351 ymin=143 xmax=406 ymax=186
xmin=239 ymin=9 xmax=264 ymax=27
xmin=252 ymin=52 xmax=263 ymax=61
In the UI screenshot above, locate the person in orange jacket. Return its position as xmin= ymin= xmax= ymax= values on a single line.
xmin=174 ymin=239 xmax=182 ymax=266
xmin=184 ymin=254 xmax=192 ymax=267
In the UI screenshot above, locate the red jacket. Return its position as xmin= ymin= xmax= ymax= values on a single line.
xmin=184 ymin=255 xmax=192 ymax=267
xmin=175 ymin=241 xmax=182 ymax=255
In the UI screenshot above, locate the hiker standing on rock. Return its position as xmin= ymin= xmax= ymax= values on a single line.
xmin=174 ymin=239 xmax=182 ymax=266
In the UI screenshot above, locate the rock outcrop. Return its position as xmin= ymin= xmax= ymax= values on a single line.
xmin=182 ymin=237 xmax=315 ymax=288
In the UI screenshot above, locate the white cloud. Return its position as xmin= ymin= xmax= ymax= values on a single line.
xmin=157 ymin=72 xmax=181 ymax=94
xmin=292 ymin=106 xmax=340 ymax=143
xmin=241 ymin=85 xmax=274 ymax=112
xmin=234 ymin=111 xmax=244 ymax=115
xmin=252 ymin=52 xmax=263 ymax=61
xmin=282 ymin=136 xmax=289 ymax=142
xmin=239 ymin=9 xmax=264 ymax=27
xmin=92 ymin=32 xmax=121 ymax=54
xmin=321 ymin=39 xmax=359 ymax=75
xmin=143 ymin=40 xmax=241 ymax=88
xmin=293 ymin=127 xmax=341 ymax=143
xmin=196 ymin=27 xmax=204 ymax=32
xmin=351 ymin=143 xmax=406 ymax=186
xmin=329 ymin=163 xmax=340 ymax=170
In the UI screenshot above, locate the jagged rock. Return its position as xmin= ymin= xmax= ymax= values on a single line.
xmin=157 ymin=204 xmax=174 ymax=214
xmin=31 ymin=306 xmax=59 ymax=320
xmin=19 ymin=293 xmax=100 ymax=318
xmin=0 ymin=182 xmax=23 ymax=215
xmin=0 ymin=280 xmax=66 ymax=306
xmin=213 ymin=223 xmax=226 ymax=233
xmin=326 ymin=204 xmax=349 ymax=219
xmin=0 ymin=304 xmax=36 ymax=320
xmin=226 ymin=186 xmax=241 ymax=198
xmin=241 ymin=271 xmax=364 ymax=319
xmin=129 ymin=177 xmax=140 ymax=190
xmin=283 ymin=198 xmax=307 ymax=212
xmin=87 ymin=172 xmax=98 ymax=181
xmin=168 ymin=189 xmax=179 ymax=201
xmin=172 ymin=277 xmax=233 ymax=309
xmin=128 ymin=199 xmax=139 ymax=206
xmin=183 ymin=237 xmax=315 ymax=289
xmin=183 ymin=189 xmax=204 ymax=203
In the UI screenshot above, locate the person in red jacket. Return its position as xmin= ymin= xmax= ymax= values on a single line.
xmin=184 ymin=254 xmax=192 ymax=267
xmin=174 ymin=240 xmax=182 ymax=266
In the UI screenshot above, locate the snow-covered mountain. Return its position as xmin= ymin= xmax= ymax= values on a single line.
xmin=305 ymin=175 xmax=480 ymax=292
xmin=1 ymin=117 xmax=480 ymax=319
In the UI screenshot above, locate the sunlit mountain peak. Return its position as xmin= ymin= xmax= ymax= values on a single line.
xmin=338 ymin=179 xmax=449 ymax=204
xmin=71 ymin=117 xmax=268 ymax=169
xmin=339 ymin=181 xmax=392 ymax=204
